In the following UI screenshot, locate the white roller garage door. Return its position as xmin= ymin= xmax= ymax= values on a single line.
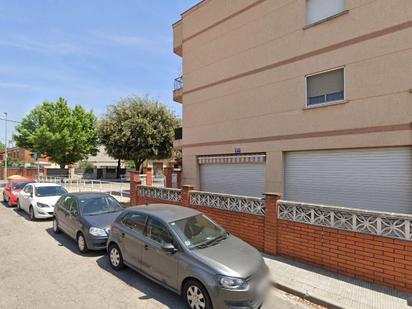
xmin=199 ymin=154 xmax=266 ymax=197
xmin=284 ymin=147 xmax=412 ymax=214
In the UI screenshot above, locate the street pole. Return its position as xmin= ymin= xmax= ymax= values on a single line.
xmin=3 ymin=112 xmax=7 ymax=180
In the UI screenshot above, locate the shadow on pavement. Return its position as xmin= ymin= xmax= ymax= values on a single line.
xmin=96 ymin=255 xmax=184 ymax=308
xmin=45 ymin=227 xmax=105 ymax=257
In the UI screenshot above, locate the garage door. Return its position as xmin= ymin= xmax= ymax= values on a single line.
xmin=284 ymin=147 xmax=412 ymax=213
xmin=199 ymin=154 xmax=266 ymax=197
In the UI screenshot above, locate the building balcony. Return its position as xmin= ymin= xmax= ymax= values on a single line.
xmin=173 ymin=19 xmax=183 ymax=56
xmin=173 ymin=127 xmax=183 ymax=149
xmin=173 ymin=76 xmax=183 ymax=103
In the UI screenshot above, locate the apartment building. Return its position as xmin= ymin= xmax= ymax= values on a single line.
xmin=173 ymin=0 xmax=412 ymax=213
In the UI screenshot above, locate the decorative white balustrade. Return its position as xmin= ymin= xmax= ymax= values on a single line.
xmin=190 ymin=191 xmax=265 ymax=216
xmin=278 ymin=200 xmax=412 ymax=241
xmin=138 ymin=186 xmax=182 ymax=203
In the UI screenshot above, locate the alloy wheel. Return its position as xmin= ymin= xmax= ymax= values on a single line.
xmin=186 ymin=285 xmax=206 ymax=309
xmin=110 ymin=247 xmax=120 ymax=267
xmin=53 ymin=218 xmax=58 ymax=232
xmin=78 ymin=235 xmax=85 ymax=252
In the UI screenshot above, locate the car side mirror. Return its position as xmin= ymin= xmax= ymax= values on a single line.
xmin=161 ymin=243 xmax=177 ymax=254
xmin=30 ymin=193 xmax=33 ymax=198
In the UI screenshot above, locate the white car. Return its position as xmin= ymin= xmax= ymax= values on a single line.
xmin=18 ymin=183 xmax=68 ymax=220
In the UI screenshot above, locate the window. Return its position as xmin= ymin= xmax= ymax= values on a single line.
xmin=35 ymin=186 xmax=68 ymax=197
xmin=62 ymin=196 xmax=78 ymax=214
xmin=67 ymin=199 xmax=78 ymax=215
xmin=169 ymin=214 xmax=227 ymax=249
xmin=78 ymin=195 xmax=123 ymax=216
xmin=23 ymin=185 xmax=32 ymax=194
xmin=122 ymin=213 xmax=147 ymax=234
xmin=12 ymin=182 xmax=30 ymax=190
xmin=306 ymin=0 xmax=345 ymax=25
xmin=145 ymin=218 xmax=173 ymax=245
xmin=306 ymin=68 xmax=345 ymax=107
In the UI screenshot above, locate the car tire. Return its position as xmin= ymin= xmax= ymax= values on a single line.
xmin=183 ymin=279 xmax=212 ymax=309
xmin=29 ymin=206 xmax=36 ymax=221
xmin=108 ymin=243 xmax=124 ymax=270
xmin=7 ymin=198 xmax=12 ymax=208
xmin=53 ymin=217 xmax=61 ymax=234
xmin=77 ymin=233 xmax=88 ymax=253
xmin=16 ymin=200 xmax=21 ymax=211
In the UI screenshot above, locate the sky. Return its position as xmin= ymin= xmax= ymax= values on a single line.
xmin=0 ymin=0 xmax=199 ymax=146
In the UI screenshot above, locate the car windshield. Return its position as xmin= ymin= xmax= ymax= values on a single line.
xmin=169 ymin=214 xmax=228 ymax=249
xmin=35 ymin=186 xmax=68 ymax=197
xmin=12 ymin=182 xmax=30 ymax=190
xmin=79 ymin=195 xmax=123 ymax=216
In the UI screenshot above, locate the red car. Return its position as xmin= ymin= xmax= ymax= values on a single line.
xmin=3 ymin=179 xmax=32 ymax=207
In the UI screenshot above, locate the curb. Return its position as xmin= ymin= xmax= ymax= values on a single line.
xmin=272 ymin=281 xmax=344 ymax=309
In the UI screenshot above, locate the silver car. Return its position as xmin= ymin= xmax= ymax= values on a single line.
xmin=107 ymin=204 xmax=269 ymax=309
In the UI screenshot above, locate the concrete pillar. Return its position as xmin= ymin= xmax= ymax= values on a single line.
xmin=164 ymin=166 xmax=173 ymax=188
xmin=144 ymin=167 xmax=153 ymax=186
xmin=263 ymin=192 xmax=282 ymax=256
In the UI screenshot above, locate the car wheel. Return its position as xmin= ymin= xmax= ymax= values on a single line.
xmin=53 ymin=217 xmax=61 ymax=234
xmin=16 ymin=200 xmax=21 ymax=211
xmin=77 ymin=233 xmax=88 ymax=253
xmin=29 ymin=206 xmax=36 ymax=221
xmin=7 ymin=198 xmax=13 ymax=208
xmin=183 ymin=279 xmax=212 ymax=309
xmin=108 ymin=243 xmax=124 ymax=270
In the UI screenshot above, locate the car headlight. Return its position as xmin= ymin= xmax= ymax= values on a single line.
xmin=37 ymin=202 xmax=49 ymax=208
xmin=89 ymin=227 xmax=107 ymax=237
xmin=217 ymin=275 xmax=248 ymax=290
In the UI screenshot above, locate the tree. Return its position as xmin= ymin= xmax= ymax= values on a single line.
xmin=98 ymin=96 xmax=179 ymax=172
xmin=0 ymin=142 xmax=4 ymax=153
xmin=13 ymin=98 xmax=98 ymax=168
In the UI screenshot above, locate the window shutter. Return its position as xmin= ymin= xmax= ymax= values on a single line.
xmin=306 ymin=0 xmax=345 ymax=25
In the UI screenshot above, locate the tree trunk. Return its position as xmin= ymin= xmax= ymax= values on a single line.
xmin=133 ymin=159 xmax=145 ymax=173
xmin=59 ymin=163 xmax=65 ymax=169
xmin=116 ymin=159 xmax=121 ymax=179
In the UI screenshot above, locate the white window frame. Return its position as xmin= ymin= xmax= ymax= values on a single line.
xmin=304 ymin=66 xmax=346 ymax=109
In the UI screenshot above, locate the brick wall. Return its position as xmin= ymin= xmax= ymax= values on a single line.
xmin=0 ymin=168 xmax=43 ymax=180
xmin=277 ymin=220 xmax=412 ymax=293
xmin=188 ymin=204 xmax=265 ymax=250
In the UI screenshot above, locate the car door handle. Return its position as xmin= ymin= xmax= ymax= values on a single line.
xmin=121 ymin=232 xmax=125 ymax=238
xmin=144 ymin=244 xmax=149 ymax=250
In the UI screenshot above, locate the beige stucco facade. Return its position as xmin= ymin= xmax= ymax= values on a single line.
xmin=173 ymin=0 xmax=412 ymax=193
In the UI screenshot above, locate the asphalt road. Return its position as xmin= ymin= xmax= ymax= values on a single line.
xmin=0 ymin=202 xmax=313 ymax=309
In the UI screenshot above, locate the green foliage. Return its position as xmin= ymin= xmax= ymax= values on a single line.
xmin=13 ymin=98 xmax=98 ymax=168
xmin=0 ymin=142 xmax=4 ymax=153
xmin=98 ymin=96 xmax=179 ymax=171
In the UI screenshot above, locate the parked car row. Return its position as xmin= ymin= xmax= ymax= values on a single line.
xmin=3 ymin=180 xmax=270 ymax=309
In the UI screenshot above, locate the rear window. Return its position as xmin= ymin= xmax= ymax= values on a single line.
xmin=12 ymin=182 xmax=30 ymax=190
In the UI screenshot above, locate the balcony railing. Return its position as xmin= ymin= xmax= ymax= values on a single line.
xmin=174 ymin=127 xmax=182 ymax=140
xmin=174 ymin=76 xmax=183 ymax=90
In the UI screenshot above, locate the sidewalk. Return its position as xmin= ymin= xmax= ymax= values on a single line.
xmin=263 ymin=255 xmax=411 ymax=309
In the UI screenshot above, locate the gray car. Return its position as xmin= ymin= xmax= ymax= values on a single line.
xmin=107 ymin=204 xmax=269 ymax=309
xmin=53 ymin=192 xmax=123 ymax=253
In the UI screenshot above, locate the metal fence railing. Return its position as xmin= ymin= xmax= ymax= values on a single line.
xmin=35 ymin=176 xmax=132 ymax=203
